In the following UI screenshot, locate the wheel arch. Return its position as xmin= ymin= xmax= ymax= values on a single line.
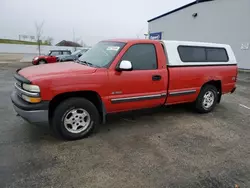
xmin=38 ymin=58 xmax=47 ymax=63
xmin=201 ymin=80 xmax=222 ymax=103
xmin=49 ymin=91 xmax=106 ymax=124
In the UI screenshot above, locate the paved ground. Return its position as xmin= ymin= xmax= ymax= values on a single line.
xmin=0 ymin=53 xmax=36 ymax=63
xmin=0 ymin=63 xmax=250 ymax=188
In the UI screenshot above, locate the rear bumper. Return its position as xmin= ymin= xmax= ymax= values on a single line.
xmin=11 ymin=91 xmax=49 ymax=124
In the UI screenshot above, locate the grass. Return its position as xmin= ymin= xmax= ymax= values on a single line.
xmin=0 ymin=39 xmax=50 ymax=46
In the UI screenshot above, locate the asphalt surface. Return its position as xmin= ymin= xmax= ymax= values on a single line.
xmin=0 ymin=63 xmax=250 ymax=188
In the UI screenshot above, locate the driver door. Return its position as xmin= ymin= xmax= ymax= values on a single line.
xmin=107 ymin=43 xmax=166 ymax=113
xmin=47 ymin=51 xmax=60 ymax=63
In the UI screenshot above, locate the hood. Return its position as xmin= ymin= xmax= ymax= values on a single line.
xmin=19 ymin=62 xmax=97 ymax=80
xmin=33 ymin=55 xmax=42 ymax=59
xmin=33 ymin=55 xmax=50 ymax=60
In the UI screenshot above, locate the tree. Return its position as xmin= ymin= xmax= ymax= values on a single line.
xmin=72 ymin=28 xmax=84 ymax=50
xmin=35 ymin=21 xmax=44 ymax=55
xmin=47 ymin=37 xmax=54 ymax=45
xmin=30 ymin=36 xmax=35 ymax=41
xmin=80 ymin=40 xmax=87 ymax=47
xmin=22 ymin=35 xmax=28 ymax=41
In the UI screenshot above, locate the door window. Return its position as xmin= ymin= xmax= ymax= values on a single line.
xmin=63 ymin=51 xmax=71 ymax=55
xmin=50 ymin=51 xmax=61 ymax=56
xmin=121 ymin=44 xmax=157 ymax=70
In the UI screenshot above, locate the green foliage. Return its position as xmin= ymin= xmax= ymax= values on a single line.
xmin=0 ymin=39 xmax=51 ymax=46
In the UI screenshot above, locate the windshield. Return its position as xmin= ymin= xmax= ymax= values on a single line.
xmin=78 ymin=41 xmax=125 ymax=68
xmin=72 ymin=50 xmax=82 ymax=56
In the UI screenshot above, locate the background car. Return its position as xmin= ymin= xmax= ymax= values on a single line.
xmin=57 ymin=48 xmax=90 ymax=62
xmin=32 ymin=50 xmax=71 ymax=65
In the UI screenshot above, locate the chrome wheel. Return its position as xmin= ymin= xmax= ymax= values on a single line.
xmin=63 ymin=108 xmax=91 ymax=134
xmin=202 ymin=91 xmax=215 ymax=109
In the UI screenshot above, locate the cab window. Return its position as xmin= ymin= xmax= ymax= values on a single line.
xmin=121 ymin=44 xmax=157 ymax=70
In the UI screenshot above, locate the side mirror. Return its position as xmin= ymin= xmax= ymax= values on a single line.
xmin=78 ymin=54 xmax=82 ymax=58
xmin=117 ymin=60 xmax=132 ymax=71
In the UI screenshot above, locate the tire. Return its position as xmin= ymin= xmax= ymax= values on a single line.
xmin=38 ymin=60 xmax=46 ymax=65
xmin=51 ymin=97 xmax=100 ymax=140
xmin=195 ymin=85 xmax=218 ymax=113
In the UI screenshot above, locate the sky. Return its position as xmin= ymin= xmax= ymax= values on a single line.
xmin=0 ymin=0 xmax=193 ymax=46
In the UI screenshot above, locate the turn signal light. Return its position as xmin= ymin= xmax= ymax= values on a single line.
xmin=22 ymin=95 xmax=41 ymax=103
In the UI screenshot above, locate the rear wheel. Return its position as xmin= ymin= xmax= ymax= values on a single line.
xmin=195 ymin=85 xmax=218 ymax=113
xmin=51 ymin=98 xmax=100 ymax=140
xmin=38 ymin=60 xmax=46 ymax=64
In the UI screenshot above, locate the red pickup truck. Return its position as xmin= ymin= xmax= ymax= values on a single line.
xmin=11 ymin=39 xmax=237 ymax=140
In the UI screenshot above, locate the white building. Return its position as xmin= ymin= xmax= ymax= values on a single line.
xmin=148 ymin=0 xmax=250 ymax=69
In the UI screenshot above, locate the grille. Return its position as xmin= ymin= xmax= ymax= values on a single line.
xmin=15 ymin=81 xmax=23 ymax=98
xmin=16 ymin=80 xmax=22 ymax=88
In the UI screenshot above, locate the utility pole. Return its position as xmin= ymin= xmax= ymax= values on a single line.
xmin=73 ymin=28 xmax=75 ymax=43
xmin=73 ymin=28 xmax=76 ymax=51
xmin=35 ymin=21 xmax=44 ymax=55
xmin=136 ymin=27 xmax=145 ymax=39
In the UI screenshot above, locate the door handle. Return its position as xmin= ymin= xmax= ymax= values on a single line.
xmin=152 ymin=75 xmax=162 ymax=81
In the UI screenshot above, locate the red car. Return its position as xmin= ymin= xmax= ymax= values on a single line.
xmin=32 ymin=50 xmax=71 ymax=65
xmin=12 ymin=39 xmax=237 ymax=140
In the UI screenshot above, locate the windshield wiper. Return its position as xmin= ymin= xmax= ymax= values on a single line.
xmin=76 ymin=60 xmax=92 ymax=66
xmin=77 ymin=60 xmax=100 ymax=67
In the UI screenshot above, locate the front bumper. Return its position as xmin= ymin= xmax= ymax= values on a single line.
xmin=13 ymin=104 xmax=48 ymax=123
xmin=32 ymin=59 xmax=39 ymax=65
xmin=11 ymin=91 xmax=49 ymax=124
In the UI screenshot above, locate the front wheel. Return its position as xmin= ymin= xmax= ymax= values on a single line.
xmin=195 ymin=85 xmax=218 ymax=113
xmin=38 ymin=60 xmax=46 ymax=65
xmin=51 ymin=98 xmax=100 ymax=140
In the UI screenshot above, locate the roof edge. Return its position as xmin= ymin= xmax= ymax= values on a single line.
xmin=147 ymin=0 xmax=213 ymax=22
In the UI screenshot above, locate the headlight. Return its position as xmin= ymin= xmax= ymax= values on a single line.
xmin=21 ymin=95 xmax=41 ymax=103
xmin=22 ymin=83 xmax=40 ymax=92
xmin=34 ymin=57 xmax=39 ymax=60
